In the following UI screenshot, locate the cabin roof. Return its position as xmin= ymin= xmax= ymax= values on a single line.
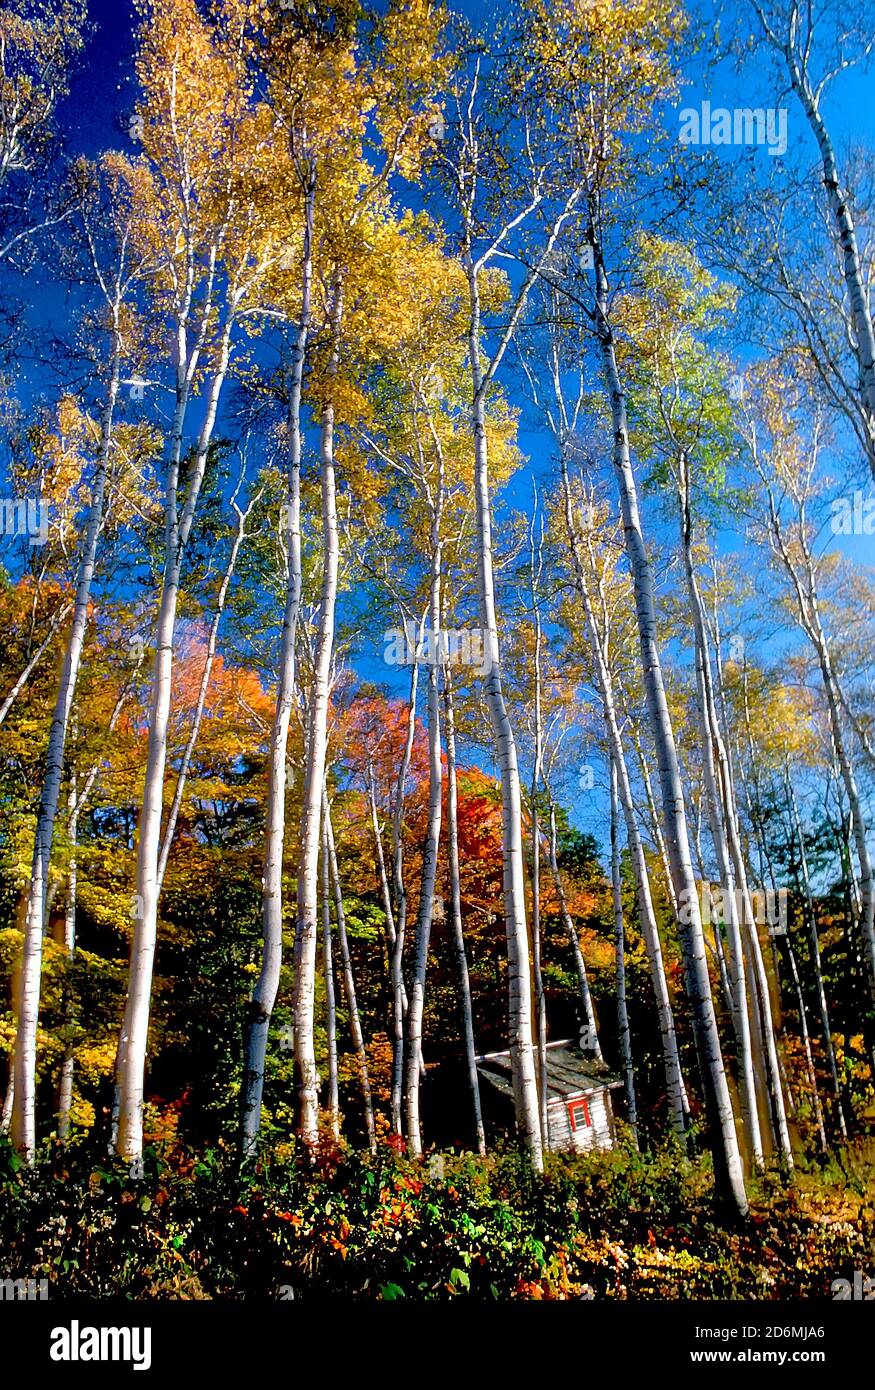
xmin=475 ymin=1040 xmax=622 ymax=1103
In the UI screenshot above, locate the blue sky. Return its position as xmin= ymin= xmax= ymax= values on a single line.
xmin=7 ymin=0 xmax=874 ymax=854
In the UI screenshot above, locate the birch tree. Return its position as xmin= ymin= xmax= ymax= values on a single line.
xmin=436 ymin=12 xmax=594 ymax=1168
xmin=291 ymin=0 xmax=448 ymax=1146
xmin=530 ymin=0 xmax=748 ymax=1211
xmin=0 ymin=0 xmax=85 ymax=268
xmin=743 ymin=365 xmax=875 ymax=1012
xmin=748 ymin=0 xmax=875 ymax=479
xmin=10 ymin=158 xmax=151 ymax=1159
xmin=116 ymin=0 xmax=293 ymax=1159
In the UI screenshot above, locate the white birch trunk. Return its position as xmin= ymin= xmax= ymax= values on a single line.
xmin=56 ymin=756 xmax=78 ymax=1146
xmin=405 ymin=505 xmax=443 ymax=1157
xmin=321 ymin=812 xmax=339 ymax=1142
xmin=528 ymin=503 xmax=549 ymax=1143
xmin=547 ymin=802 xmax=603 ymax=1065
xmin=786 ymin=768 xmax=847 ymax=1137
xmin=0 ymin=601 xmax=72 ymax=727
xmin=11 ymin=343 xmax=121 ymax=1159
xmin=592 ymin=244 xmax=747 ymax=1215
xmin=116 ymin=323 xmax=234 ymax=1160
xmin=785 ymin=28 xmax=875 ymax=476
xmin=561 ymin=467 xmax=688 ymax=1135
xmin=293 ymin=280 xmax=342 ymax=1147
xmin=676 ymin=464 xmax=764 ymax=1169
xmin=241 ymin=180 xmax=313 ymax=1154
xmin=761 ymin=485 xmax=875 ymax=1007
xmin=611 ymin=754 xmax=638 ymax=1146
xmin=324 ymin=791 xmax=375 ymax=1151
xmin=156 ymin=489 xmax=251 ymax=894
xmin=390 ymin=613 xmax=423 ymax=1133
xmin=443 ymin=662 xmax=486 ymax=1155
xmin=467 ymin=262 xmax=542 ymax=1170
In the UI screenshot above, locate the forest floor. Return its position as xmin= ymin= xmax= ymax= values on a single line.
xmin=2 ymin=1132 xmax=873 ymax=1300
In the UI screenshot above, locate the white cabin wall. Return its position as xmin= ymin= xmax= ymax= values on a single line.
xmin=546 ymin=1090 xmax=616 ymax=1153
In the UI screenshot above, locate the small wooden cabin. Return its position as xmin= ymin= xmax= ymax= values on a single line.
xmin=476 ymin=1040 xmax=623 ymax=1153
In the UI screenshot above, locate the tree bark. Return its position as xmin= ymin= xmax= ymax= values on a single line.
xmin=611 ymin=754 xmax=638 ymax=1146
xmin=241 ymin=176 xmax=314 ymax=1154
xmin=390 ymin=613 xmax=423 ymax=1134
xmin=0 ymin=601 xmax=72 ymax=727
xmin=784 ymin=15 xmax=875 ymax=476
xmin=12 ymin=341 xmax=120 ymax=1159
xmin=443 ymin=663 xmax=486 ymax=1155
xmin=560 ymin=467 xmax=689 ymax=1136
xmin=676 ymin=461 xmax=764 ymax=1169
xmin=56 ymin=753 xmax=78 ymax=1146
xmin=591 ymin=240 xmax=747 ymax=1216
xmin=528 ymin=499 xmax=549 ymax=1144
xmin=405 ymin=483 xmax=444 ymax=1157
xmin=786 ymin=767 xmax=847 ymax=1138
xmin=321 ymin=811 xmax=340 ymax=1143
xmin=293 ymin=279 xmax=343 ymax=1148
xmin=116 ymin=319 xmax=235 ymax=1160
xmin=759 ymin=477 xmax=875 ymax=1007
xmin=324 ymin=791 xmax=375 ymax=1151
xmin=467 ymin=258 xmax=542 ymax=1170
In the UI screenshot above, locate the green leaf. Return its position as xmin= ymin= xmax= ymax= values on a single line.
xmin=379 ymin=1282 xmax=405 ymax=1300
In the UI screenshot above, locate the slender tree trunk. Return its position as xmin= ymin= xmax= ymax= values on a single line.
xmin=528 ymin=499 xmax=549 ymax=1143
xmin=406 ymin=496 xmax=444 ymax=1157
xmin=390 ymin=612 xmax=423 ymax=1134
xmin=761 ymin=484 xmax=875 ymax=1006
xmin=676 ymin=464 xmax=764 ymax=1169
xmin=786 ymin=769 xmax=847 ymax=1138
xmin=12 ymin=346 xmax=120 ymax=1159
xmin=0 ymin=1069 xmax=12 ymax=1133
xmin=784 ymin=35 xmax=875 ymax=476
xmin=808 ymin=602 xmax=875 ymax=1004
xmin=0 ymin=601 xmax=72 ymax=727
xmin=293 ymin=280 xmax=343 ymax=1148
xmin=678 ymin=460 xmax=792 ymax=1166
xmin=706 ymin=643 xmax=792 ymax=1167
xmin=320 ymin=812 xmax=340 ymax=1143
xmin=784 ymin=931 xmax=827 ymax=1152
xmin=116 ymin=318 xmax=235 ymax=1159
xmin=157 ymin=487 xmax=253 ymax=894
xmin=56 ymin=755 xmax=78 ymax=1146
xmin=561 ymin=468 xmax=688 ymax=1135
xmin=630 ymin=723 xmax=678 ymax=919
xmin=443 ymin=662 xmax=486 ymax=1155
xmin=611 ymin=754 xmax=638 ymax=1146
xmin=324 ymin=791 xmax=375 ymax=1151
xmin=547 ymin=801 xmax=602 ymax=1062
xmin=591 ymin=241 xmax=747 ymax=1215
xmin=241 ymin=181 xmax=313 ymax=1154
xmin=467 ymin=259 xmax=542 ymax=1170
xmin=367 ymin=761 xmax=396 ymax=952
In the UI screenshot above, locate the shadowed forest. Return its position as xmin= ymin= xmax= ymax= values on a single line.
xmin=1 ymin=0 xmax=874 ymax=1302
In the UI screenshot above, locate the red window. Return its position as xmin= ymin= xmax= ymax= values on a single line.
xmin=567 ymin=1097 xmax=591 ymax=1131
